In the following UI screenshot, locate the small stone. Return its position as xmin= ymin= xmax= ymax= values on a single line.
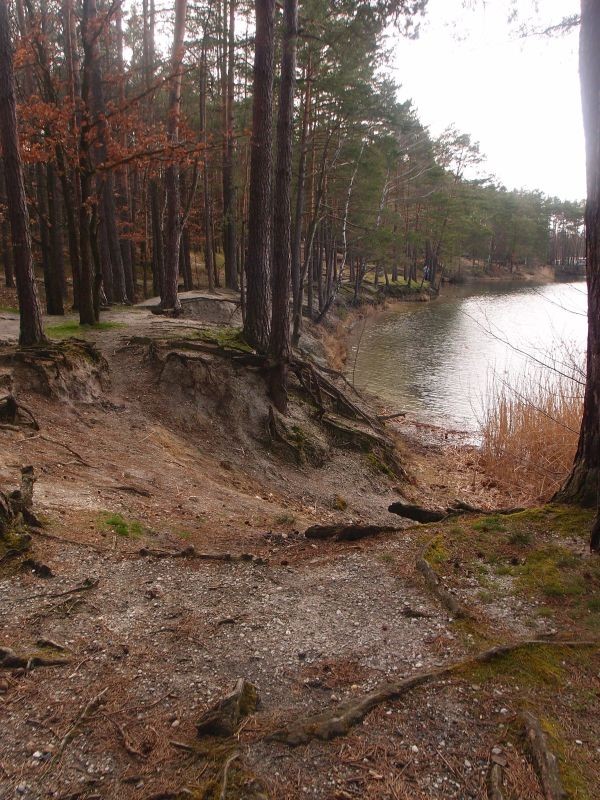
xmin=411 ymin=745 xmax=419 ymax=753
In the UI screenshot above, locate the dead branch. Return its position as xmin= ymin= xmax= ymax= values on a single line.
xmin=304 ymin=523 xmax=401 ymax=541
xmin=57 ymin=687 xmax=108 ymax=756
xmin=219 ymin=752 xmax=240 ymax=800
xmin=522 ymin=712 xmax=567 ymax=800
xmin=102 ymin=713 xmax=148 ymax=759
xmin=26 ymin=434 xmax=89 ymax=466
xmin=269 ymin=640 xmax=598 ymax=746
xmin=138 ymin=546 xmax=266 ymax=565
xmin=24 ymin=577 xmax=99 ymax=601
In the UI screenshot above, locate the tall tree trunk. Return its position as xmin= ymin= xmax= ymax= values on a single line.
xmin=199 ymin=39 xmax=215 ymax=293
xmin=268 ymin=0 xmax=297 ymax=412
xmin=243 ymin=0 xmax=276 ymax=352
xmin=36 ymin=162 xmax=63 ymax=314
xmin=221 ymin=0 xmax=238 ymax=290
xmin=78 ymin=0 xmax=100 ymax=324
xmin=115 ymin=7 xmax=135 ymax=302
xmin=161 ymin=0 xmax=187 ymax=312
xmin=291 ymin=61 xmax=311 ymax=347
xmin=82 ymin=0 xmax=127 ymax=304
xmin=46 ymin=163 xmax=66 ymax=300
xmin=556 ymin=0 xmax=600 ymax=539
xmin=0 ymin=164 xmax=14 ymax=288
xmin=0 ymin=0 xmax=45 ymax=344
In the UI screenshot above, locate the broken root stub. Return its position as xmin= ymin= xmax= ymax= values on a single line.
xmin=522 ymin=711 xmax=567 ymax=800
xmin=416 ymin=556 xmax=472 ymax=620
xmin=196 ymin=678 xmax=259 ymax=738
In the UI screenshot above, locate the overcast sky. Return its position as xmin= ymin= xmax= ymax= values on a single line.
xmin=390 ymin=0 xmax=584 ymax=200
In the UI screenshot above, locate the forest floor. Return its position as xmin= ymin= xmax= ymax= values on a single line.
xmin=0 ymin=295 xmax=599 ymax=800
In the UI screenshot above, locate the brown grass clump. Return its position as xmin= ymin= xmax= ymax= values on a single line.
xmin=478 ymin=363 xmax=583 ymax=502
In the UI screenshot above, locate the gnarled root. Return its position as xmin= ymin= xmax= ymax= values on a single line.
xmin=269 ymin=640 xmax=598 ymax=746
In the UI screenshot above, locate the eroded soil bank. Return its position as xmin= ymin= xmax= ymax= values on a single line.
xmin=0 ymin=302 xmax=598 ymax=800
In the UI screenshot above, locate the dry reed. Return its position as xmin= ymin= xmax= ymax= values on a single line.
xmin=478 ymin=358 xmax=584 ymax=502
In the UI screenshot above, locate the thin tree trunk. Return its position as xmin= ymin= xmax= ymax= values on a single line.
xmin=0 ymin=0 xmax=45 ymax=344
xmin=243 ymin=0 xmax=276 ymax=352
xmin=0 ymin=164 xmax=14 ymax=287
xmin=291 ymin=61 xmax=311 ymax=346
xmin=222 ymin=0 xmax=238 ymax=290
xmin=161 ymin=0 xmax=187 ymax=311
xmin=199 ymin=38 xmax=215 ymax=293
xmin=268 ymin=0 xmax=297 ymax=412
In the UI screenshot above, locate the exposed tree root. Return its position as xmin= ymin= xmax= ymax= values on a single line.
xmin=522 ymin=712 xmax=567 ymax=800
xmin=416 ymin=555 xmax=472 ymax=619
xmin=268 ymin=640 xmax=598 ymax=746
xmin=0 ymin=646 xmax=69 ymax=670
xmin=389 ymin=500 xmax=525 ymax=523
xmin=138 ymin=546 xmax=266 ymax=565
xmin=304 ymin=523 xmax=401 ymax=541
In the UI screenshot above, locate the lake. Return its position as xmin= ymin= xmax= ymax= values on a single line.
xmin=348 ymin=280 xmax=588 ymax=433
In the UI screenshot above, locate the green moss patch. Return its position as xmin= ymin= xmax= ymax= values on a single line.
xmin=100 ymin=512 xmax=145 ymax=538
xmin=47 ymin=321 xmax=125 ymax=339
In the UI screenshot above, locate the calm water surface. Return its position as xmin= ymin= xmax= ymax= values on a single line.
xmin=349 ymin=281 xmax=588 ymax=432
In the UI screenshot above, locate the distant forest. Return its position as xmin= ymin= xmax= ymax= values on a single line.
xmin=0 ymin=1 xmax=583 ymax=313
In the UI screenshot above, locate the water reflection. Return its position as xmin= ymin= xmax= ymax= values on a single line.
xmin=349 ymin=281 xmax=588 ymax=432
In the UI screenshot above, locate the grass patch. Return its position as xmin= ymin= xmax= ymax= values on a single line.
xmin=508 ymin=529 xmax=533 ymax=546
xmin=0 ymin=305 xmax=19 ymax=314
xmin=47 ymin=321 xmax=125 ymax=339
xmin=274 ymin=512 xmax=296 ymax=525
xmin=100 ymin=512 xmax=144 ymax=538
xmin=471 ymin=514 xmax=506 ymax=533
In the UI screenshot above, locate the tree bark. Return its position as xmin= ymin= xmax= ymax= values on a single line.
xmin=268 ymin=0 xmax=297 ymax=413
xmin=291 ymin=62 xmax=311 ymax=346
xmin=222 ymin=0 xmax=239 ymax=290
xmin=199 ymin=38 xmax=215 ymax=293
xmin=0 ymin=163 xmax=14 ymax=288
xmin=161 ymin=0 xmax=187 ymax=312
xmin=556 ymin=0 xmax=600 ymax=534
xmin=0 ymin=0 xmax=45 ymax=344
xmin=243 ymin=0 xmax=276 ymax=352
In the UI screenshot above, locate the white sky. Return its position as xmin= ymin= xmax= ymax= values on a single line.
xmin=390 ymin=0 xmax=584 ymax=200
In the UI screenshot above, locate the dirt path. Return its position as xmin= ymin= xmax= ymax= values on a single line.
xmin=1 ymin=307 xmax=598 ymax=799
